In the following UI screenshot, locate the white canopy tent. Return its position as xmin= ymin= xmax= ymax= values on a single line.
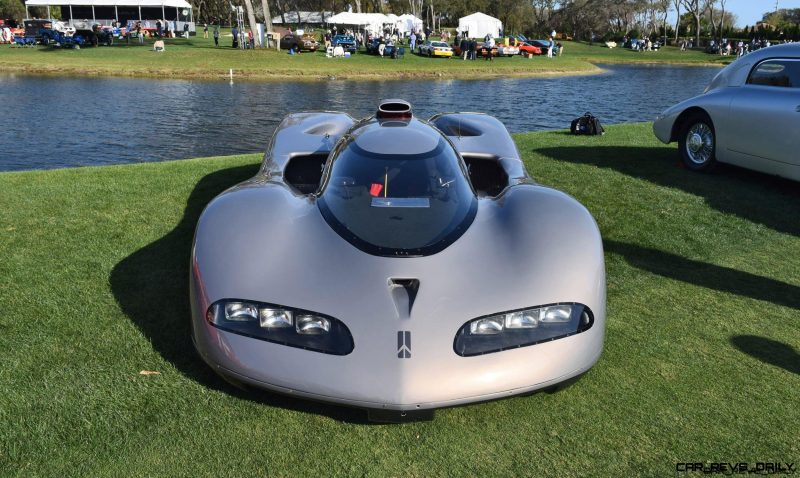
xmin=397 ymin=14 xmax=422 ymax=35
xmin=458 ymin=12 xmax=502 ymax=39
xmin=25 ymin=0 xmax=194 ymax=30
xmin=327 ymin=11 xmax=412 ymax=36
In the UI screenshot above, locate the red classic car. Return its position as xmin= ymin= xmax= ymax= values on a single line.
xmin=518 ymin=42 xmax=544 ymax=55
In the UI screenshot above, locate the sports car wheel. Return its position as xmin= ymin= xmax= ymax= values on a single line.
xmin=678 ymin=113 xmax=716 ymax=171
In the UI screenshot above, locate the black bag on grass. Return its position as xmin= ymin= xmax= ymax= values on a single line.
xmin=571 ymin=112 xmax=605 ymax=135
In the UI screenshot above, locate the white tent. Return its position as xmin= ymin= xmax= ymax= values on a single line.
xmin=25 ymin=0 xmax=193 ymax=28
xmin=25 ymin=0 xmax=191 ymax=8
xmin=458 ymin=12 xmax=502 ymax=39
xmin=327 ymin=12 xmax=404 ymax=35
xmin=327 ymin=11 xmax=370 ymax=26
xmin=397 ymin=14 xmax=422 ymax=34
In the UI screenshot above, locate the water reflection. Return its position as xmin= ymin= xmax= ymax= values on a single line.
xmin=0 ymin=64 xmax=719 ymax=171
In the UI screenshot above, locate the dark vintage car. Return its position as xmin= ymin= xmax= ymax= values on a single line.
xmin=332 ymin=34 xmax=357 ymax=53
xmin=280 ymin=33 xmax=319 ymax=52
xmin=364 ymin=38 xmax=396 ymax=56
xmin=23 ymin=19 xmax=53 ymax=40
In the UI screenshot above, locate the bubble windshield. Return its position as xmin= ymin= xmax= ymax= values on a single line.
xmin=318 ymin=133 xmax=477 ymax=256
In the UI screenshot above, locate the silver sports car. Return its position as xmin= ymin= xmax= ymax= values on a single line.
xmin=190 ymin=100 xmax=606 ymax=421
xmin=653 ymin=43 xmax=800 ymax=181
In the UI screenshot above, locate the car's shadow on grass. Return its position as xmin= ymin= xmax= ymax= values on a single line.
xmin=110 ymin=164 xmax=373 ymax=424
xmin=535 ymin=145 xmax=800 ymax=237
xmin=730 ymin=335 xmax=799 ymax=375
xmin=605 ymin=240 xmax=800 ymax=310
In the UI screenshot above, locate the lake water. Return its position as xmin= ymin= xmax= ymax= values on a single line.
xmin=0 ymin=64 xmax=719 ymax=171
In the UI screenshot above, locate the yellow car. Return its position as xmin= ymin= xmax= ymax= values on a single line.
xmin=418 ymin=40 xmax=453 ymax=58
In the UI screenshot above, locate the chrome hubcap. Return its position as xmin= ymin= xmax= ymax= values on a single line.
xmin=685 ymin=123 xmax=714 ymax=165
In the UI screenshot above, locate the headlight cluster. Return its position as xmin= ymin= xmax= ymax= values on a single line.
xmin=207 ymin=300 xmax=354 ymax=355
xmin=454 ymin=303 xmax=593 ymax=356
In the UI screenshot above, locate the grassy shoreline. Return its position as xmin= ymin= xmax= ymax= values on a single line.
xmin=1 ymin=124 xmax=797 ymax=476
xmin=0 ymin=36 xmax=728 ymax=82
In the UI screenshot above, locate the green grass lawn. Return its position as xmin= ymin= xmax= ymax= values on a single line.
xmin=1 ymin=123 xmax=797 ymax=476
xmin=0 ymin=34 xmax=728 ymax=81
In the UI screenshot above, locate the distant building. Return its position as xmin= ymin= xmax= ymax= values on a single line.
xmin=755 ymin=21 xmax=776 ymax=31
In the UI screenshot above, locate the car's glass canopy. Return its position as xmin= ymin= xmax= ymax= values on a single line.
xmin=318 ymin=122 xmax=477 ymax=256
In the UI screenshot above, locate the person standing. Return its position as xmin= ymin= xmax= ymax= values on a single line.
xmin=460 ymin=36 xmax=467 ymax=60
xmin=469 ymin=38 xmax=477 ymax=60
xmin=484 ymin=35 xmax=494 ymax=61
xmin=203 ymin=23 xmax=208 ymax=39
xmin=136 ymin=21 xmax=144 ymax=44
xmin=231 ymin=25 xmax=238 ymax=48
xmin=547 ymin=37 xmax=553 ymax=58
xmin=213 ymin=24 xmax=219 ymax=46
xmin=409 ymin=31 xmax=416 ymax=51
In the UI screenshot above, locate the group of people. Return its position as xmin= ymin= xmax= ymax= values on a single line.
xmin=456 ymin=34 xmax=495 ymax=60
xmin=685 ymin=37 xmax=795 ymax=57
xmin=230 ymin=26 xmax=255 ymax=49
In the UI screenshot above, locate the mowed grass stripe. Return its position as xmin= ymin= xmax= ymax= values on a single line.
xmin=0 ymin=124 xmax=797 ymax=477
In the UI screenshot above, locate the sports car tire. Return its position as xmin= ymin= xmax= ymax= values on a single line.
xmin=678 ymin=112 xmax=716 ymax=171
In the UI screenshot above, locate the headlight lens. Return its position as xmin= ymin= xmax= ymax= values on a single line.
xmin=207 ymin=300 xmax=353 ymax=355
xmin=454 ymin=303 xmax=594 ymax=356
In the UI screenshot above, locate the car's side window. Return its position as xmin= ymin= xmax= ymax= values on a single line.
xmin=746 ymin=59 xmax=800 ymax=88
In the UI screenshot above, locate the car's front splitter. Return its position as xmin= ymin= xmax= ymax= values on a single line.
xmin=192 ymin=317 xmax=604 ymax=412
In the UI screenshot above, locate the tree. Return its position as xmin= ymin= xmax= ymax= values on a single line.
xmin=653 ymin=0 xmax=671 ymax=42
xmin=0 ymin=0 xmax=25 ymax=21
xmin=531 ymin=0 xmax=557 ymax=34
xmin=241 ymin=0 xmax=261 ymax=47
xmin=672 ymin=0 xmax=681 ymax=41
xmin=717 ymin=0 xmax=726 ymax=39
xmin=260 ymin=0 xmax=272 ymax=36
xmin=680 ymin=0 xmax=701 ymax=45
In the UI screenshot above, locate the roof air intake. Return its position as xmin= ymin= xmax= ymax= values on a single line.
xmin=377 ymin=99 xmax=412 ymax=119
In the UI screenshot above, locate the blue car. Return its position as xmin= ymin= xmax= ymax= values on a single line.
xmin=332 ymin=34 xmax=357 ymax=54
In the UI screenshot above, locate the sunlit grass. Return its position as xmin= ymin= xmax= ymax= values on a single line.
xmin=0 ymin=35 xmax=728 ymax=81
xmin=0 ymin=123 xmax=796 ymax=477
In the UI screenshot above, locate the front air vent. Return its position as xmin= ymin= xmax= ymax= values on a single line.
xmin=463 ymin=155 xmax=509 ymax=197
xmin=377 ymin=99 xmax=412 ymax=119
xmin=284 ymin=153 xmax=328 ymax=194
xmin=389 ymin=278 xmax=420 ymax=318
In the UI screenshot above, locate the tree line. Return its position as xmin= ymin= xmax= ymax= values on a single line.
xmin=4 ymin=0 xmax=799 ymax=46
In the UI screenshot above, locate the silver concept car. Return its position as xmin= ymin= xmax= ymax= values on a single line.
xmin=190 ymin=100 xmax=606 ymax=421
xmin=653 ymin=43 xmax=800 ymax=181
